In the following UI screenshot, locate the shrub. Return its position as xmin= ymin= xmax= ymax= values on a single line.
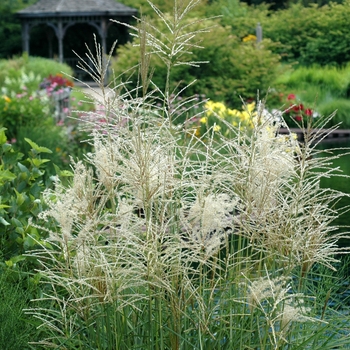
xmin=262 ymin=1 xmax=350 ymax=66
xmin=111 ymin=16 xmax=282 ymax=108
xmin=273 ymin=65 xmax=350 ymax=99
xmin=0 ymin=67 xmax=91 ymax=173
xmin=0 ymin=128 xmax=54 ymax=268
xmin=269 ymin=64 xmax=350 ymax=128
xmin=0 ymin=54 xmax=73 ymax=89
xmin=209 ymin=0 xmax=270 ymax=37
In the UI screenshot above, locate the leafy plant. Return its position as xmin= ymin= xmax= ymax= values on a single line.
xmin=269 ymin=64 xmax=350 ymax=128
xmin=111 ymin=10 xmax=282 ymax=108
xmin=0 ymin=127 xmax=54 ymax=268
xmin=0 ymin=54 xmax=73 ymax=88
xmin=0 ymin=69 xmax=86 ymax=174
xmin=262 ymin=1 xmax=350 ymax=66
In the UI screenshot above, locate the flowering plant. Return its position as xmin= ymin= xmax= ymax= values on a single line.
xmin=39 ymin=74 xmax=74 ymax=95
xmin=242 ymin=34 xmax=257 ymax=43
xmin=186 ymin=100 xmax=255 ymax=138
xmin=0 ymin=88 xmax=51 ymax=142
xmin=284 ymin=93 xmax=317 ymax=126
xmin=39 ymin=74 xmax=74 ymax=121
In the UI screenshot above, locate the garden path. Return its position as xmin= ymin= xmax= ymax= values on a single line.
xmin=74 ymin=82 xmax=115 ymax=105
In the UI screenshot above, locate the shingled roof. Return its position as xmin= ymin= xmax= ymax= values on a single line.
xmin=17 ymin=0 xmax=138 ymax=18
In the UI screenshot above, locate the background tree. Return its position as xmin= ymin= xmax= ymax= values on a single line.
xmin=0 ymin=0 xmax=36 ymax=58
xmin=241 ymin=0 xmax=344 ymax=10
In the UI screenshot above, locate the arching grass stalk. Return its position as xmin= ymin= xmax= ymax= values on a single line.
xmin=25 ymin=0 xmax=350 ymax=349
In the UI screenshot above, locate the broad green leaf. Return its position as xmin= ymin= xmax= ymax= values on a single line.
xmin=5 ymin=255 xmax=26 ymax=267
xmin=14 ymin=189 xmax=27 ymax=206
xmin=0 ymin=127 xmax=7 ymax=144
xmin=53 ymin=163 xmax=74 ymax=177
xmin=0 ymin=169 xmax=16 ymax=182
xmin=0 ymin=216 xmax=10 ymax=226
xmin=17 ymin=162 xmax=29 ymax=173
xmin=24 ymin=138 xmax=53 ymax=154
xmin=32 ymin=158 xmax=51 ymax=167
xmin=59 ymin=170 xmax=74 ymax=177
xmin=11 ymin=217 xmax=23 ymax=228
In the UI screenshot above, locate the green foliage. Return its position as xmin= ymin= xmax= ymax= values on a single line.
xmin=0 ymin=128 xmax=52 ymax=267
xmin=25 ymin=1 xmax=350 ymax=348
xmin=209 ymin=0 xmax=270 ymax=36
xmin=0 ymin=79 xmax=71 ymax=173
xmin=195 ymin=35 xmax=281 ymax=107
xmin=262 ymin=1 xmax=350 ymax=66
xmin=270 ymin=64 xmax=350 ymax=128
xmin=112 ymin=17 xmax=281 ymax=108
xmin=0 ymin=54 xmax=73 ymax=87
xmin=0 ymin=87 xmax=51 ymax=140
xmin=274 ymin=65 xmax=350 ymax=98
xmin=0 ymin=267 xmax=40 ymax=350
xmin=317 ymin=98 xmax=350 ymax=128
xmin=0 ymin=59 xmax=85 ymax=173
xmin=0 ymin=0 xmax=36 ymax=58
xmin=242 ymin=0 xmax=344 ymax=9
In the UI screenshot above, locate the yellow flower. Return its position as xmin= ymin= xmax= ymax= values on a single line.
xmin=200 ymin=116 xmax=207 ymax=124
xmin=205 ymin=101 xmax=227 ymax=119
xmin=204 ymin=100 xmax=214 ymax=110
xmin=242 ymin=34 xmax=257 ymax=42
xmin=213 ymin=102 xmax=226 ymax=112
xmin=240 ymin=111 xmax=250 ymax=121
xmin=2 ymin=95 xmax=11 ymax=103
xmin=213 ymin=124 xmax=221 ymax=132
xmin=228 ymin=109 xmax=240 ymax=117
xmin=245 ymin=102 xmax=256 ymax=113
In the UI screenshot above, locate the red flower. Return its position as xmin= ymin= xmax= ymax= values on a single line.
xmin=287 ymin=94 xmax=296 ymax=100
xmin=292 ymin=104 xmax=304 ymax=112
xmin=294 ymin=115 xmax=302 ymax=122
xmin=305 ymin=108 xmax=313 ymax=116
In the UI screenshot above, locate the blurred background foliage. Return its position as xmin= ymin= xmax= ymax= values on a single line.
xmin=3 ymin=0 xmax=350 ymax=118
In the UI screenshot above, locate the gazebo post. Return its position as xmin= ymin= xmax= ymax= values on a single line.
xmin=46 ymin=29 xmax=54 ymax=59
xmin=57 ymin=20 xmax=64 ymax=63
xmin=21 ymin=21 xmax=30 ymax=55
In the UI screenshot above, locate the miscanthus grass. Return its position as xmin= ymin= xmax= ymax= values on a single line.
xmin=26 ymin=1 xmax=350 ymax=349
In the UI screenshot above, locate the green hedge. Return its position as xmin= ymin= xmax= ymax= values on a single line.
xmin=0 ymin=54 xmax=73 ymax=88
xmin=111 ymin=16 xmax=281 ymax=108
xmin=262 ymin=1 xmax=350 ymax=66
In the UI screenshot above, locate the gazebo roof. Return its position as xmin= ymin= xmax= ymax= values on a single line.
xmin=17 ymin=0 xmax=138 ymax=18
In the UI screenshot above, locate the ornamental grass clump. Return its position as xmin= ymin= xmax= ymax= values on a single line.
xmin=26 ymin=1 xmax=350 ymax=349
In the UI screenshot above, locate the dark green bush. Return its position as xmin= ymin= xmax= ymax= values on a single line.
xmin=112 ymin=18 xmax=282 ymax=108
xmin=262 ymin=1 xmax=350 ymax=66
xmin=0 ymin=128 xmax=54 ymax=267
xmin=0 ymin=54 xmax=73 ymax=88
xmin=0 ymin=0 xmax=37 ymax=59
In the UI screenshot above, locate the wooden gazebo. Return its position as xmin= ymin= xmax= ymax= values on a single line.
xmin=17 ymin=0 xmax=137 ymax=71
